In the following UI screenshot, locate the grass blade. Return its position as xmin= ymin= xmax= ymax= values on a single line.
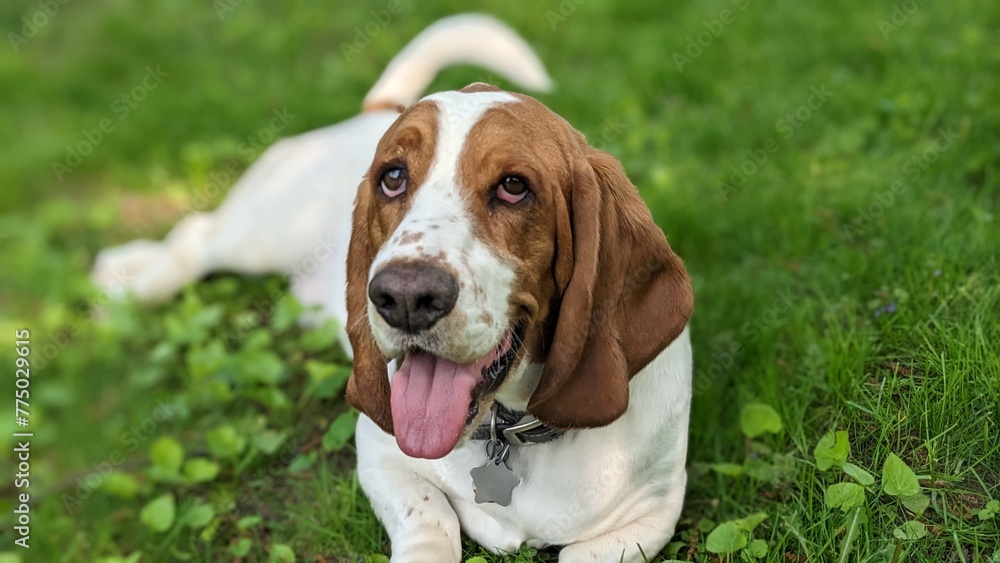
xmin=837 ymin=507 xmax=863 ymax=563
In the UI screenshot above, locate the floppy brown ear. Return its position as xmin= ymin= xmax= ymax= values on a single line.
xmin=344 ymin=183 xmax=394 ymax=434
xmin=527 ymin=149 xmax=693 ymax=428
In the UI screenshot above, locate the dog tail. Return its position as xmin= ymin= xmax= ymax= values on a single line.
xmin=362 ymin=13 xmax=553 ymax=112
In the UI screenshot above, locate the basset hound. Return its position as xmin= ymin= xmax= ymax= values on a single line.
xmin=348 ymin=83 xmax=694 ymax=562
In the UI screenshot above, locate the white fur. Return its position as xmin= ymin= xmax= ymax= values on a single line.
xmin=368 ymin=92 xmax=519 ymax=363
xmin=90 ymin=14 xmax=553 ymax=349
xmin=357 ymin=330 xmax=692 ymax=562
xmin=358 ymin=91 xmax=692 ymax=562
xmin=363 ymin=14 xmax=553 ymax=110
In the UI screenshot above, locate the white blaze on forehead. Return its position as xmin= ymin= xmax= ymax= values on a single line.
xmin=368 ymin=90 xmax=521 ymax=363
xmin=371 ymin=90 xmax=519 ymax=272
xmin=420 ymin=90 xmax=518 ymax=188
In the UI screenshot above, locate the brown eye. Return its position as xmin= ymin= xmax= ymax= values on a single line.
xmin=496 ymin=176 xmax=529 ymax=204
xmin=380 ymin=167 xmax=407 ymax=198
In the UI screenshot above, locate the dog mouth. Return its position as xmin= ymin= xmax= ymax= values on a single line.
xmin=388 ymin=324 xmax=523 ymax=459
xmin=467 ymin=324 xmax=524 ymax=422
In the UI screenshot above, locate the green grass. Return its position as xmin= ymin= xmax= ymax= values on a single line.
xmin=1 ymin=0 xmax=998 ymax=561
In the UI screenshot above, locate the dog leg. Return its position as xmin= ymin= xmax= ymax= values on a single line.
xmin=557 ymin=470 xmax=687 ymax=563
xmin=355 ymin=417 xmax=462 ymax=563
xmin=92 ymin=213 xmax=215 ymax=302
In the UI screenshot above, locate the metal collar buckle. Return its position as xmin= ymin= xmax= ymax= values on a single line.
xmin=501 ymin=416 xmax=546 ymax=447
xmin=470 ymin=402 xmax=564 ymax=445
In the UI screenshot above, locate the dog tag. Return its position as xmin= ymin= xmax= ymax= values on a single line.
xmin=471 ymin=461 xmax=519 ymax=506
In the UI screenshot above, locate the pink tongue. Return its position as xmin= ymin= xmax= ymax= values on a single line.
xmin=390 ymin=350 xmax=496 ymax=459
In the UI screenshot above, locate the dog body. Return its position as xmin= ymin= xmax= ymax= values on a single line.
xmin=90 ymin=14 xmax=553 ymax=333
xmin=347 ymin=86 xmax=693 ymax=562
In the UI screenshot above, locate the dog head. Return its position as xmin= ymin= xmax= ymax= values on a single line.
xmin=345 ymin=83 xmax=693 ymax=459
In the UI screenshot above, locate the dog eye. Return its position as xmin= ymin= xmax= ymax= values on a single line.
xmin=496 ymin=176 xmax=530 ymax=204
xmin=379 ymin=167 xmax=407 ymax=198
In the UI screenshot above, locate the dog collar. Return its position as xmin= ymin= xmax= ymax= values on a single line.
xmin=469 ymin=403 xmax=563 ymax=506
xmin=470 ymin=403 xmax=563 ymax=446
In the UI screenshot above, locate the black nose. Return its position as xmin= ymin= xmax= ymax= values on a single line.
xmin=368 ymin=262 xmax=459 ymax=333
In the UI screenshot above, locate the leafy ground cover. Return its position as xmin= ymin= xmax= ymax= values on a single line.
xmin=0 ymin=0 xmax=998 ymax=561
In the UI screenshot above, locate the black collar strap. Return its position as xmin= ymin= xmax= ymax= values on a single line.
xmin=470 ymin=403 xmax=564 ymax=446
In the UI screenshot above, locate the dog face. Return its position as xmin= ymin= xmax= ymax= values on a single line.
xmin=346 ymin=84 xmax=693 ymax=459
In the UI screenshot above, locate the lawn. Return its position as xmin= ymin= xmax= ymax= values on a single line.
xmin=1 ymin=0 xmax=998 ymax=561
